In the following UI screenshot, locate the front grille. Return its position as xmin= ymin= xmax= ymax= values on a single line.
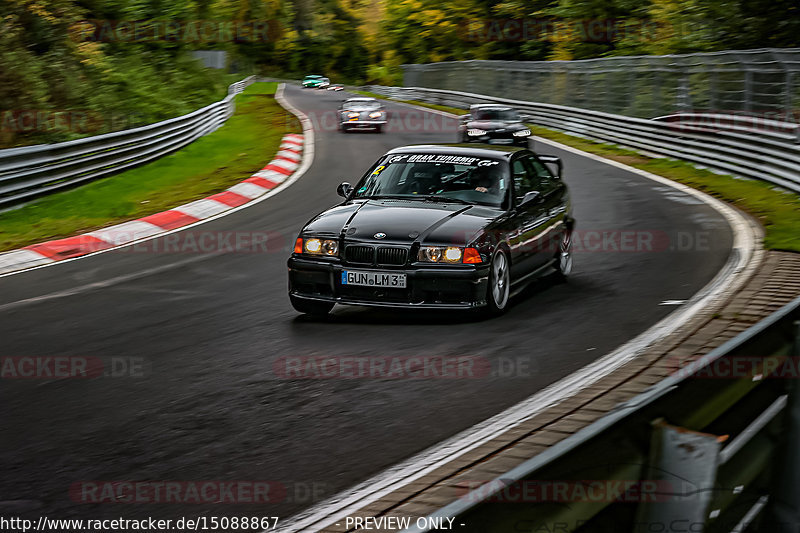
xmin=345 ymin=245 xmax=374 ymax=264
xmin=377 ymin=247 xmax=408 ymax=266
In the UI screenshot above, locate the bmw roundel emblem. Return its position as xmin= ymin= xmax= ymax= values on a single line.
xmin=374 ymin=232 xmax=386 ymax=240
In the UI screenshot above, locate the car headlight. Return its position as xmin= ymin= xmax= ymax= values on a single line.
xmin=467 ymin=129 xmax=486 ymax=136
xmin=418 ymin=246 xmax=482 ymax=264
xmin=295 ymin=237 xmax=339 ymax=256
xmin=369 ymin=111 xmax=384 ymax=119
xmin=347 ymin=112 xmax=360 ymax=119
xmin=513 ymin=129 xmax=531 ymax=137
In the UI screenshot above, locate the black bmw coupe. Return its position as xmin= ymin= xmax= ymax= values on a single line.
xmin=458 ymin=104 xmax=531 ymax=146
xmin=288 ymin=144 xmax=574 ymax=316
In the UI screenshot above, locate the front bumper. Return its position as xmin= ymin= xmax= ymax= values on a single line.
xmin=463 ymin=131 xmax=528 ymax=145
xmin=288 ymin=256 xmax=490 ymax=309
xmin=341 ymin=120 xmax=387 ymax=129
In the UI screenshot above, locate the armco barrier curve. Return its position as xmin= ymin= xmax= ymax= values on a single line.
xmin=0 ymin=76 xmax=256 ymax=208
xmin=0 ymin=133 xmax=303 ymax=275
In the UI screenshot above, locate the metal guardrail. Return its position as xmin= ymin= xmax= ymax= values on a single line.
xmin=366 ymin=85 xmax=800 ymax=193
xmin=0 ymin=75 xmax=256 ymax=208
xmin=402 ymin=296 xmax=800 ymax=533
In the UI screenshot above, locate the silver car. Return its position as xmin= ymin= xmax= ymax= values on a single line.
xmin=338 ymin=98 xmax=387 ymax=133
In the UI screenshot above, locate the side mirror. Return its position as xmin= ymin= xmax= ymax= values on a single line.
xmin=539 ymin=155 xmax=563 ymax=178
xmin=521 ymin=190 xmax=541 ymax=205
xmin=337 ymin=182 xmax=353 ymax=198
xmin=459 ymin=114 xmax=470 ymax=123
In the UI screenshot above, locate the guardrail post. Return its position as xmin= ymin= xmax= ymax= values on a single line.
xmin=784 ymin=72 xmax=794 ymax=119
xmin=744 ymin=70 xmax=754 ymax=113
xmin=708 ymin=67 xmax=718 ymax=113
xmin=677 ymin=72 xmax=692 ymax=113
xmin=764 ymin=320 xmax=800 ymax=532
xmin=635 ymin=419 xmax=724 ymax=532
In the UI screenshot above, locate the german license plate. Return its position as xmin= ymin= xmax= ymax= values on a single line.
xmin=342 ymin=270 xmax=407 ymax=288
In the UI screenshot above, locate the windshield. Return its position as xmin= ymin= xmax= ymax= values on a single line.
xmin=352 ymin=153 xmax=509 ymax=207
xmin=343 ymin=100 xmax=380 ymax=110
xmin=473 ymin=108 xmax=519 ymax=121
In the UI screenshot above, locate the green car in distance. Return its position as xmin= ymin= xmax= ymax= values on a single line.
xmin=302 ymin=75 xmax=325 ymax=88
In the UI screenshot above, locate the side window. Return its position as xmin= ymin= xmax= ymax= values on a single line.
xmin=512 ymin=158 xmax=537 ymax=205
xmin=525 ymin=156 xmax=558 ymax=194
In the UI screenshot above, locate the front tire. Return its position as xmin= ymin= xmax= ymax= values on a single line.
xmin=290 ymin=296 xmax=334 ymax=317
xmin=485 ymin=249 xmax=510 ymax=316
xmin=554 ymin=230 xmax=573 ymax=280
xmin=375 ymin=125 xmax=382 ymax=133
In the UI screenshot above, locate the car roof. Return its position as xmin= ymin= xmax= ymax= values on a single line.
xmin=304 ymin=75 xmax=323 ymax=78
xmin=385 ymin=144 xmax=527 ymax=159
xmin=471 ymin=104 xmax=515 ymax=111
xmin=344 ymin=97 xmax=379 ymax=103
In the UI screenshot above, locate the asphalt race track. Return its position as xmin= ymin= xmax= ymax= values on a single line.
xmin=0 ymin=84 xmax=733 ymax=523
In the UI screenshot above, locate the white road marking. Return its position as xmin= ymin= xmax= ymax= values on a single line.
xmin=0 ymin=255 xmax=213 ymax=312
xmin=172 ymin=198 xmax=231 ymax=220
xmin=88 ymin=220 xmax=165 ymax=245
xmin=265 ymin=158 xmax=299 ymax=172
xmin=0 ymin=250 xmax=54 ymax=274
xmin=227 ymin=182 xmax=271 ymax=199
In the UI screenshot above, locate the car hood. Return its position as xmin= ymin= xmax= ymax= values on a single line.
xmin=303 ymin=200 xmax=498 ymax=246
xmin=342 ymin=107 xmax=381 ymax=113
xmin=466 ymin=120 xmax=525 ymax=131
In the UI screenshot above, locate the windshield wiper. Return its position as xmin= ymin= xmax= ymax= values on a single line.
xmin=423 ymin=195 xmax=472 ymax=204
xmin=359 ymin=194 xmax=413 ymax=200
xmin=359 ymin=194 xmax=471 ymax=205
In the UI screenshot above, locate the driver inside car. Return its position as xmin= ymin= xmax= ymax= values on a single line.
xmin=470 ymin=165 xmax=500 ymax=194
xmin=404 ymin=163 xmax=443 ymax=195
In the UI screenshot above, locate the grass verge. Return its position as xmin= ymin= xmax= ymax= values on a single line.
xmin=0 ymin=82 xmax=300 ymax=252
xmin=355 ymin=89 xmax=800 ymax=252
